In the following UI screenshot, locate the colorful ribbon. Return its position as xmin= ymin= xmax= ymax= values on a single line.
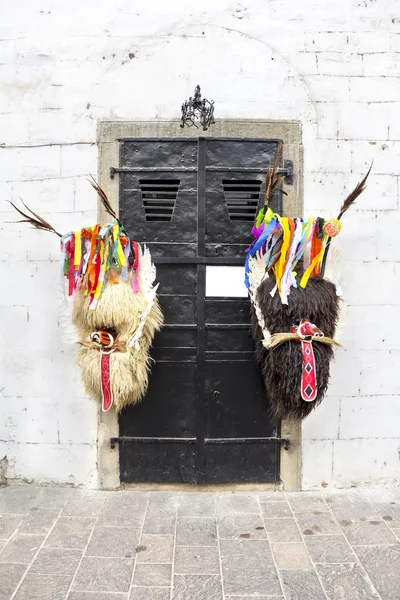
xmin=60 ymin=222 xmax=140 ymax=309
xmin=245 ymin=209 xmax=342 ymax=303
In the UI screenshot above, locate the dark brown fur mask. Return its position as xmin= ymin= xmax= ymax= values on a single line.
xmin=251 ymin=275 xmax=340 ymax=422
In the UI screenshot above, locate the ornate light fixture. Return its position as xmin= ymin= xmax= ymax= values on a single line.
xmin=180 ymin=85 xmax=215 ymax=131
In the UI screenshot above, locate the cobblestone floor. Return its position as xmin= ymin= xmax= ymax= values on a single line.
xmin=0 ymin=485 xmax=400 ymax=600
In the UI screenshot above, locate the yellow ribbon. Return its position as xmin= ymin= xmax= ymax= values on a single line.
xmin=274 ymin=217 xmax=291 ymax=292
xmin=74 ymin=230 xmax=82 ymax=268
xmin=112 ymin=224 xmax=127 ymax=268
xmin=300 ymin=246 xmax=326 ymax=288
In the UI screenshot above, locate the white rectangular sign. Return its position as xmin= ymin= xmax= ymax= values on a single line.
xmin=205 ymin=266 xmax=248 ymax=298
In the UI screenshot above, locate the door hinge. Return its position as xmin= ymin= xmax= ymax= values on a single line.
xmin=283 ymin=160 xmax=293 ymax=185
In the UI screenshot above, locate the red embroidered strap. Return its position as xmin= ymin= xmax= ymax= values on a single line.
xmin=100 ymin=353 xmax=113 ymax=412
xmin=300 ymin=340 xmax=317 ymax=402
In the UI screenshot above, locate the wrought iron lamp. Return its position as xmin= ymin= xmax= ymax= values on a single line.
xmin=180 ymin=85 xmax=215 ymax=131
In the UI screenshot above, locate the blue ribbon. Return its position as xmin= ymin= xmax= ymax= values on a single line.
xmin=244 ymin=218 xmax=278 ymax=289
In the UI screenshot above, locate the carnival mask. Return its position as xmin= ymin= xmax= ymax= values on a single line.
xmin=10 ymin=180 xmax=163 ymax=412
xmin=245 ymin=146 xmax=370 ymax=421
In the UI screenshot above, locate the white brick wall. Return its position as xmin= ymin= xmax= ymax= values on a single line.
xmin=1 ymin=0 xmax=399 ymax=488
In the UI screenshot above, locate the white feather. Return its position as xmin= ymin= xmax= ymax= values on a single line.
xmin=58 ymin=293 xmax=80 ymax=345
xmin=325 ymin=246 xmax=342 ymax=295
xmin=138 ymin=244 xmax=156 ymax=295
xmin=248 ymin=254 xmax=272 ymax=349
xmin=128 ymin=244 xmax=159 ymax=350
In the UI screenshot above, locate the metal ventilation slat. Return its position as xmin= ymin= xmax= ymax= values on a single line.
xmin=222 ymin=179 xmax=261 ymax=222
xmin=140 ymin=178 xmax=180 ymax=222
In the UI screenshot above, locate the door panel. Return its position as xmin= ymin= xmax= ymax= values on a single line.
xmin=204 ymin=442 xmax=279 ymax=484
xmin=205 ymin=362 xmax=276 ymax=439
xmin=120 ymin=362 xmax=197 ymax=439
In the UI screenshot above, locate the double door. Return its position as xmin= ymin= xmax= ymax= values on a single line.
xmin=116 ymin=136 xmax=284 ymax=484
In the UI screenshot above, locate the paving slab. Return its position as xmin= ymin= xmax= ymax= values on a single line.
xmin=86 ymin=526 xmax=141 ymax=558
xmin=286 ymin=492 xmax=329 ymax=513
xmin=13 ymin=573 xmax=72 ymax=600
xmin=30 ymin=547 xmax=83 ymax=576
xmin=132 ymin=563 xmax=172 ymax=587
xmin=316 ymin=563 xmax=380 ymax=600
xmin=172 ymin=574 xmax=223 ymax=600
xmin=45 ymin=516 xmax=95 ymax=549
xmin=136 ymin=534 xmax=174 ymax=563
xmin=215 ymin=493 xmax=260 ymax=515
xmin=35 ymin=487 xmax=72 ymax=509
xmin=143 ymin=507 xmax=176 ymax=535
xmin=219 ymin=538 xmax=281 ymax=596
xmin=295 ymin=510 xmax=342 ymax=536
xmin=217 ymin=513 xmax=266 ymax=540
xmin=272 ymin=542 xmax=313 ymax=571
xmin=62 ymin=491 xmax=106 ymax=518
xmin=263 ymin=517 xmax=302 ymax=542
xmin=0 ymin=513 xmax=24 ymax=538
xmin=18 ymin=507 xmax=59 ymax=535
xmin=0 ymin=533 xmax=45 ymax=563
xmin=176 ymin=516 xmax=217 ymax=546
xmin=174 ymin=546 xmax=220 ymax=574
xmin=72 ymin=557 xmax=134 ymax=593
xmin=98 ymin=493 xmax=148 ymax=528
xmin=0 ymin=486 xmax=40 ymax=513
xmin=340 ymin=519 xmax=398 ymax=545
xmin=355 ymin=544 xmax=400 ymax=600
xmin=0 ymin=562 xmax=27 ymax=600
xmin=280 ymin=569 xmax=327 ymax=600
xmin=178 ymin=493 xmax=215 ymax=517
xmin=305 ymin=534 xmax=356 ymax=563
xmin=260 ymin=500 xmax=292 ymax=519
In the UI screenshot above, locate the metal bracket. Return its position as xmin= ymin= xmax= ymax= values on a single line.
xmin=110 ymin=436 xmax=290 ymax=450
xmin=283 ymin=160 xmax=293 ymax=185
xmin=109 ymin=163 xmax=294 ymax=183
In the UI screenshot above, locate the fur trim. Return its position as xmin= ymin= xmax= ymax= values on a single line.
xmin=252 ymin=274 xmax=340 ymax=421
xmin=72 ymin=269 xmax=163 ymax=411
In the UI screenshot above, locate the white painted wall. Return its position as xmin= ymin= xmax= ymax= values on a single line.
xmin=1 ymin=0 xmax=399 ymax=488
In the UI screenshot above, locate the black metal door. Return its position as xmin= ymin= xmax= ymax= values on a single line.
xmin=115 ymin=137 xmax=287 ymax=484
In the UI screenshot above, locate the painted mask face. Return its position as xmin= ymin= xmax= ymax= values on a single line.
xmin=245 ymin=149 xmax=370 ymax=421
xmin=10 ymin=183 xmax=163 ymax=413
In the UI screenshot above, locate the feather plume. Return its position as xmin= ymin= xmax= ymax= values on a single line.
xmin=138 ymin=244 xmax=157 ymax=295
xmin=7 ymin=200 xmax=61 ymax=237
xmin=320 ymin=165 xmax=372 ymax=278
xmin=338 ymin=164 xmax=372 ymax=218
xmin=324 ymin=247 xmax=342 ymax=292
xmin=128 ymin=244 xmax=160 ymax=349
xmin=58 ymin=294 xmax=80 ymax=345
xmin=88 ymin=176 xmax=119 ymax=223
xmin=264 ymin=141 xmax=285 ymax=207
xmin=248 ymin=253 xmax=271 ymax=348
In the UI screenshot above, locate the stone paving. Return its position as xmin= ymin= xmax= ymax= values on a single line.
xmin=0 ymin=486 xmax=400 ymax=599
